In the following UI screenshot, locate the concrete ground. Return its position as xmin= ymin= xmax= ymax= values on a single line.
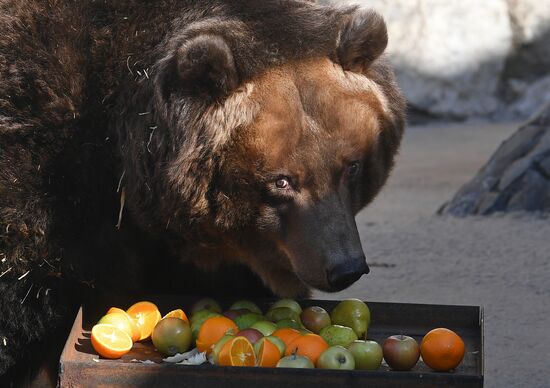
xmin=314 ymin=121 xmax=550 ymax=388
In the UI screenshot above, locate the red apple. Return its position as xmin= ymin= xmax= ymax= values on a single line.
xmin=382 ymin=335 xmax=420 ymax=371
xmin=236 ymin=328 xmax=264 ymax=344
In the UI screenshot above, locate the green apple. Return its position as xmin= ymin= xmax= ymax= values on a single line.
xmin=330 ymin=299 xmax=370 ymax=339
xmin=300 ymin=306 xmax=331 ymax=334
xmin=229 ymin=300 xmax=262 ymax=314
xmin=266 ymin=307 xmax=302 ymax=324
xmin=234 ymin=312 xmax=264 ymax=330
xmin=276 ymin=354 xmax=314 ymax=369
xmin=275 ymin=319 xmax=302 ymax=330
xmin=254 ymin=336 xmax=286 ymax=357
xmin=250 ymin=320 xmax=278 ymax=336
xmin=190 ymin=298 xmax=222 ymax=315
xmin=316 ymin=346 xmax=355 ymax=370
xmin=270 ymin=299 xmax=302 ymax=315
xmin=319 ymin=325 xmax=358 ymax=347
xmin=382 ymin=335 xmax=420 ymax=371
xmin=347 ymin=340 xmax=383 ymax=370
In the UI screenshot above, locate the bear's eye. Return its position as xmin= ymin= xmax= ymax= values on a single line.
xmin=275 ymin=177 xmax=290 ymax=190
xmin=347 ymin=161 xmax=361 ymax=178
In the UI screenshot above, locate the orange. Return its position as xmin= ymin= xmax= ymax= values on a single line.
xmin=126 ymin=301 xmax=162 ymax=341
xmin=218 ymin=336 xmax=256 ymax=367
xmin=98 ymin=312 xmax=140 ymax=343
xmin=91 ymin=324 xmax=133 ymax=359
xmin=272 ymin=328 xmax=301 ymax=348
xmin=196 ymin=316 xmax=238 ymax=354
xmin=163 ymin=309 xmax=189 ymax=323
xmin=104 ymin=307 xmax=141 ymax=342
xmin=285 ymin=333 xmax=329 ymax=364
xmin=420 ymin=328 xmax=465 ymax=372
xmin=256 ymin=337 xmax=281 ymax=367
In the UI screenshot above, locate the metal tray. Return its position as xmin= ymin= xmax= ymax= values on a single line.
xmin=58 ymin=296 xmax=483 ymax=387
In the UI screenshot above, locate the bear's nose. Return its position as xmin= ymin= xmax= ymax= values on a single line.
xmin=327 ymin=257 xmax=370 ymax=291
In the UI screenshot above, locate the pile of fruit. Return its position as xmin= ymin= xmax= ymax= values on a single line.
xmin=90 ymin=298 xmax=465 ymax=372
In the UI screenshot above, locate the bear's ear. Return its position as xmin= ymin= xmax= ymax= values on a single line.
xmin=175 ymin=35 xmax=239 ymax=98
xmin=336 ymin=10 xmax=388 ymax=72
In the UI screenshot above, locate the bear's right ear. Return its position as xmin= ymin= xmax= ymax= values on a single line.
xmin=175 ymin=35 xmax=239 ymax=99
xmin=336 ymin=10 xmax=388 ymax=72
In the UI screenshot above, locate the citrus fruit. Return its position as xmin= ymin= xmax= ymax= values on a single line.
xmin=272 ymin=328 xmax=301 ymax=348
xmin=196 ymin=316 xmax=238 ymax=354
xmin=152 ymin=317 xmax=192 ymax=356
xmin=91 ymin=324 xmax=133 ymax=359
xmin=105 ymin=307 xmax=141 ymax=342
xmin=190 ymin=310 xmax=221 ymax=340
xmin=98 ymin=312 xmax=140 ymax=342
xmin=218 ymin=336 xmax=256 ymax=367
xmin=126 ymin=301 xmax=161 ymax=341
xmin=256 ymin=336 xmax=281 ymax=367
xmin=211 ymin=335 xmax=235 ymax=365
xmin=163 ymin=309 xmax=189 ymax=323
xmin=420 ymin=328 xmax=465 ymax=372
xmin=285 ymin=333 xmax=329 ymax=364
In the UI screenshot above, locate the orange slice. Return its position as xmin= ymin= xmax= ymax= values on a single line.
xmin=91 ymin=324 xmax=133 ymax=359
xmin=256 ymin=338 xmax=281 ymax=367
xmin=127 ymin=301 xmax=161 ymax=341
xmin=163 ymin=309 xmax=189 ymax=323
xmin=104 ymin=307 xmax=141 ymax=342
xmin=218 ymin=336 xmax=256 ymax=367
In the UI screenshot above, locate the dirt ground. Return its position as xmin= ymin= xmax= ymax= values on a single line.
xmin=314 ymin=121 xmax=550 ymax=388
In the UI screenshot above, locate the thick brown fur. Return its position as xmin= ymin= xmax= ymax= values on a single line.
xmin=0 ymin=0 xmax=405 ymax=383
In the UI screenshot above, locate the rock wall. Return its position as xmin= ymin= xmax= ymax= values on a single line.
xmin=322 ymin=0 xmax=550 ymax=120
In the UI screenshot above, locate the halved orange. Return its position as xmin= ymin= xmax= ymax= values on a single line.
xmin=196 ymin=316 xmax=238 ymax=354
xmin=127 ymin=301 xmax=161 ymax=341
xmin=256 ymin=337 xmax=281 ymax=367
xmin=218 ymin=336 xmax=256 ymax=367
xmin=163 ymin=309 xmax=189 ymax=323
xmin=91 ymin=324 xmax=133 ymax=359
xmin=104 ymin=307 xmax=141 ymax=342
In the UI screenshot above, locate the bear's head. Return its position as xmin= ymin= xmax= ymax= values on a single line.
xmin=118 ymin=5 xmax=405 ymax=297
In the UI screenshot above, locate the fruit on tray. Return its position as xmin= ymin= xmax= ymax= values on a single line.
xmin=191 ymin=298 xmax=222 ymax=315
xmin=229 ymin=300 xmax=262 ymax=314
xmin=316 ymin=346 xmax=355 ymax=370
xmin=196 ymin=316 xmax=238 ymax=354
xmin=255 ymin=336 xmax=282 ymax=367
xmin=330 ymin=299 xmax=370 ymax=339
xmin=218 ymin=336 xmax=256 ymax=367
xmin=285 ymin=333 xmax=329 ymax=364
xmin=126 ymin=301 xmax=162 ymax=341
xmin=347 ymin=340 xmax=383 ymax=370
xmin=88 ymin=298 xmax=467 ymax=375
xmin=276 ymin=354 xmax=314 ymax=369
xmin=383 ymin=335 xmax=420 ymax=371
xmin=300 ymin=306 xmax=331 ymax=334
xmin=152 ymin=317 xmax=192 ymax=356
xmin=91 ymin=324 xmax=133 ymax=359
xmin=420 ymin=328 xmax=465 ymax=372
xmin=319 ymin=324 xmax=358 ymax=347
xmin=272 ymin=327 xmax=302 ymax=348
xmin=98 ymin=311 xmax=141 ymax=342
xmin=162 ymin=309 xmax=189 ymax=322
xmin=270 ymin=299 xmax=303 ymax=315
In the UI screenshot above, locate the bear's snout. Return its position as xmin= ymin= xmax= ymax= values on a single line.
xmin=326 ymin=257 xmax=370 ymax=292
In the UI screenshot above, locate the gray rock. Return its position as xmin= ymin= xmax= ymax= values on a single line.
xmin=440 ymin=104 xmax=550 ymax=215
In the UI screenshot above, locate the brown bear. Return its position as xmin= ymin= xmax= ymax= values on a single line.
xmin=0 ymin=0 xmax=405 ymax=383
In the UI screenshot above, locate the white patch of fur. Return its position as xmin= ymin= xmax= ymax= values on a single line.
xmin=330 ymin=64 xmax=391 ymax=116
xmin=201 ymin=83 xmax=259 ymax=150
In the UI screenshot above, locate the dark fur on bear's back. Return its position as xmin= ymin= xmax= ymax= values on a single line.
xmin=0 ymin=0 xmax=405 ymax=383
